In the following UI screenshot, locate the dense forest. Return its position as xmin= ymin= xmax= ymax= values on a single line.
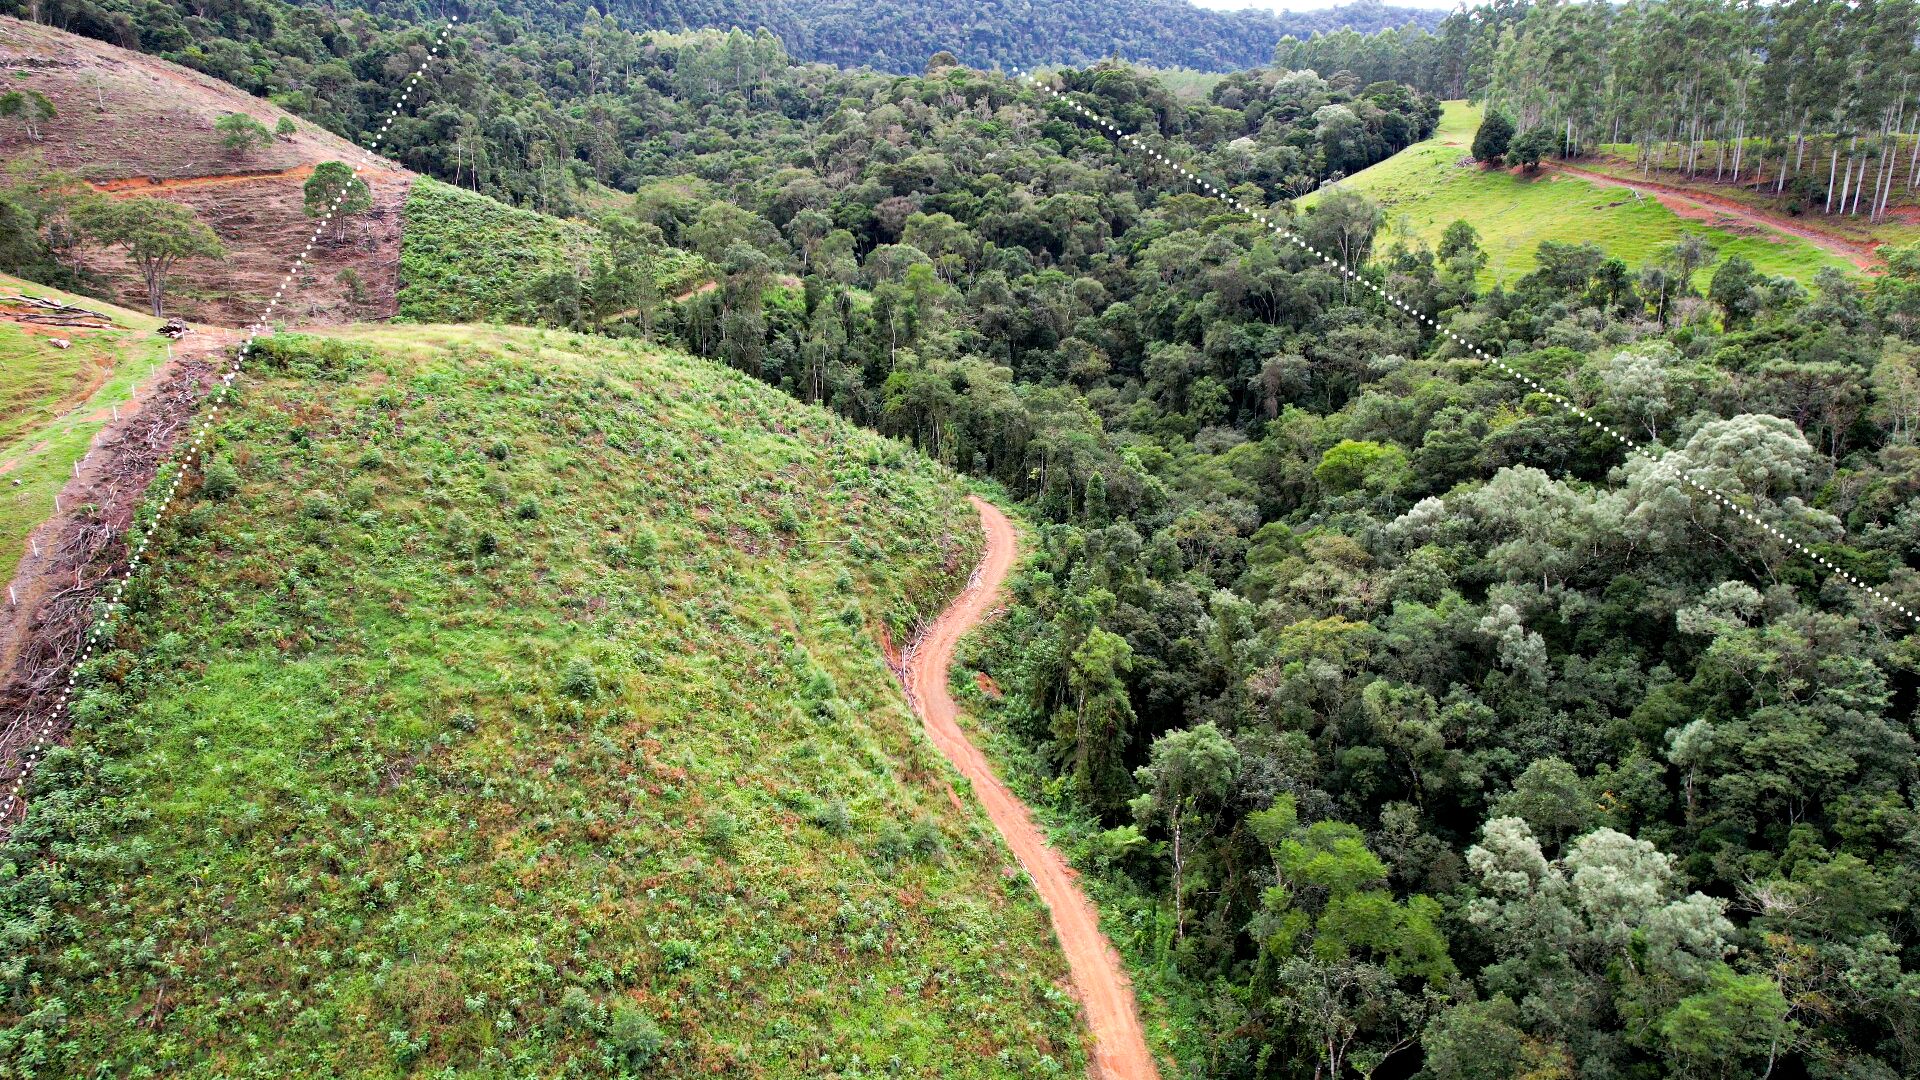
xmin=581 ymin=52 xmax=1920 ymax=1079
xmin=14 ymin=0 xmax=1444 ymax=76
xmin=9 ymin=0 xmax=1920 ymax=1077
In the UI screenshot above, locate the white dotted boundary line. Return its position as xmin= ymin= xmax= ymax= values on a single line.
xmin=0 ymin=18 xmax=460 ymax=825
xmin=1020 ymin=74 xmax=1917 ymax=626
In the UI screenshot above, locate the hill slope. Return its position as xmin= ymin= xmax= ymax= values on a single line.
xmin=256 ymin=0 xmax=1441 ymax=74
xmin=1315 ymin=100 xmax=1860 ymax=287
xmin=0 ymin=15 xmax=410 ymax=324
xmin=0 ymin=325 xmax=1086 ymax=1075
xmin=0 ymin=274 xmax=169 ymax=584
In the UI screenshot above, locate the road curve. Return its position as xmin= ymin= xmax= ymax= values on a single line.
xmin=1545 ymin=162 xmax=1880 ymax=270
xmin=905 ymin=495 xmax=1160 ymax=1080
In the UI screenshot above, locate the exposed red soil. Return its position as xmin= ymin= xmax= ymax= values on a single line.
xmin=89 ymin=165 xmax=317 ymax=193
xmin=903 ymin=497 xmax=1159 ymax=1080
xmin=79 ymin=165 xmax=411 ymax=326
xmin=0 ymin=17 xmax=415 ymax=325
xmin=1546 ymin=162 xmax=1881 ymax=270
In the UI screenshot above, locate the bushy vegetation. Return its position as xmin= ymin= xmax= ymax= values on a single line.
xmin=550 ymin=57 xmax=1910 ymax=1080
xmin=398 ymin=179 xmax=704 ymax=325
xmin=12 ymin=0 xmax=1442 ymax=89
xmin=13 ymin=2 xmax=1920 ymax=1076
xmin=0 ymin=326 xmax=1086 ymax=1075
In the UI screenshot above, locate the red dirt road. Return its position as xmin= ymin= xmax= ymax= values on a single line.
xmin=1546 ymin=162 xmax=1881 ymax=269
xmin=905 ymin=496 xmax=1160 ymax=1080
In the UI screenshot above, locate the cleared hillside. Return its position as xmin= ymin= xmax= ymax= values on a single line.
xmin=0 ymin=15 xmax=411 ymax=324
xmin=0 ymin=326 xmax=1085 ymax=1075
xmin=1315 ymin=101 xmax=1861 ymax=287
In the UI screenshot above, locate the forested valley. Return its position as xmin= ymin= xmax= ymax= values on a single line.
xmin=14 ymin=0 xmax=1442 ymax=79
xmin=7 ymin=1 xmax=1920 ymax=1078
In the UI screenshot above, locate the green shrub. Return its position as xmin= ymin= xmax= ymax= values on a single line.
xmin=659 ymin=938 xmax=698 ymax=973
xmin=250 ymin=335 xmax=363 ymax=380
xmin=810 ymin=799 xmax=853 ymax=837
xmin=201 ymin=459 xmax=240 ymax=501
xmin=301 ymin=491 xmax=339 ymax=520
xmin=560 ymin=656 xmax=600 ymax=701
xmin=627 ymin=525 xmax=660 ymax=565
xmin=607 ymin=1002 xmax=664 ymax=1066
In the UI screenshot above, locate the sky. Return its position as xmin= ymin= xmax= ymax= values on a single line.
xmin=1188 ymin=0 xmax=1462 ymax=11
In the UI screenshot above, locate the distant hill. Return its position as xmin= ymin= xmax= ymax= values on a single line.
xmin=783 ymin=0 xmax=1446 ymax=72
xmin=336 ymin=0 xmax=1446 ymax=72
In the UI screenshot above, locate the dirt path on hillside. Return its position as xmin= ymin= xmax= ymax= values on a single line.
xmin=88 ymin=165 xmax=318 ymax=194
xmin=1547 ymin=162 xmax=1881 ymax=269
xmin=904 ymin=496 xmax=1159 ymax=1080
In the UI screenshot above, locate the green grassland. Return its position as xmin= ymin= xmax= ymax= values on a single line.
xmin=398 ymin=179 xmax=708 ymax=322
xmin=1578 ymin=146 xmax=1920 ymax=250
xmin=0 ymin=325 xmax=1085 ymax=1076
xmin=0 ymin=274 xmax=168 ymax=584
xmin=1312 ymin=101 xmax=1859 ymax=286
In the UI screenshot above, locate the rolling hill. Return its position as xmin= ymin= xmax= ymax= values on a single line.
xmin=1314 ymin=100 xmax=1862 ymax=287
xmin=0 ymin=324 xmax=1087 ymax=1074
xmin=0 ymin=16 xmax=413 ymax=325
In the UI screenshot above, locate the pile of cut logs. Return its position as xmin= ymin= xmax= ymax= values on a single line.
xmin=0 ymin=293 xmax=118 ymax=330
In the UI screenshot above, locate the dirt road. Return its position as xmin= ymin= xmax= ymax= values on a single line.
xmin=1546 ymin=162 xmax=1881 ymax=270
xmin=904 ymin=496 xmax=1160 ymax=1080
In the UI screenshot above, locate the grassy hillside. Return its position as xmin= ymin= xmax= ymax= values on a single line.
xmin=1315 ymin=101 xmax=1859 ymax=286
xmin=399 ymin=180 xmax=707 ymax=323
xmin=0 ymin=274 xmax=167 ymax=583
xmin=0 ymin=325 xmax=1085 ymax=1075
xmin=1578 ymin=146 xmax=1920 ymax=251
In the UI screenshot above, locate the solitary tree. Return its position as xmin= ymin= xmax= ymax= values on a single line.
xmin=1508 ymin=128 xmax=1556 ymax=172
xmin=1660 ymin=234 xmax=1719 ymax=294
xmin=1131 ymin=722 xmax=1238 ymax=939
xmin=302 ymin=160 xmax=372 ymax=243
xmin=216 ymin=112 xmax=273 ymax=156
xmin=0 ymin=90 xmax=55 ymax=140
xmin=274 ymin=116 xmax=297 ymax=142
xmin=1470 ymin=110 xmax=1515 ymax=165
xmin=73 ymin=196 xmax=225 ymax=316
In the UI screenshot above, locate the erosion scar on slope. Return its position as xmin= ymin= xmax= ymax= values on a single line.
xmin=904 ymin=495 xmax=1160 ymax=1080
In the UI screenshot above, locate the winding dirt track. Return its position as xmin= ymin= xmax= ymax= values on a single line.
xmin=1546 ymin=162 xmax=1881 ymax=269
xmin=905 ymin=496 xmax=1159 ymax=1080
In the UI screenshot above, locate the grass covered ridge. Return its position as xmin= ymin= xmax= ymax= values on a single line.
xmin=0 ymin=325 xmax=1085 ymax=1076
xmin=1317 ymin=101 xmax=1859 ymax=286
xmin=0 ymin=273 xmax=168 ymax=584
xmin=398 ymin=180 xmax=707 ymax=323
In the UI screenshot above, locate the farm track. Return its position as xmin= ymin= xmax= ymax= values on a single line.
xmin=903 ymin=496 xmax=1160 ymax=1080
xmin=1546 ymin=162 xmax=1882 ymax=269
